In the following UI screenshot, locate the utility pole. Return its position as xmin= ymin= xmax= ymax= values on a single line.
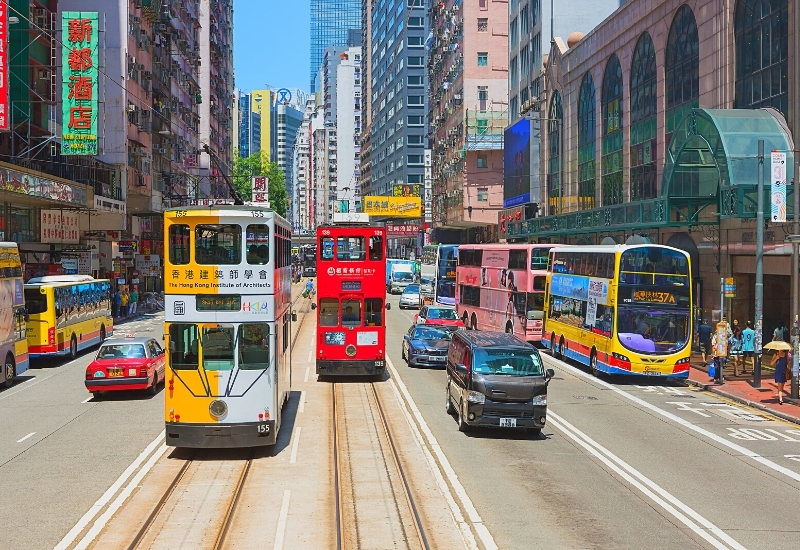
xmin=754 ymin=140 xmax=764 ymax=388
xmin=793 ymin=0 xmax=800 ymax=400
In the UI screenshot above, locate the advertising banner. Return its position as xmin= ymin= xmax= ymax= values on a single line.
xmin=363 ymin=196 xmax=421 ymax=218
xmin=503 ymin=119 xmax=531 ymax=208
xmin=392 ymin=184 xmax=421 ymax=197
xmin=771 ymin=151 xmax=787 ymax=223
xmin=0 ymin=4 xmax=8 ymax=130
xmin=62 ymin=12 xmax=99 ymax=155
xmin=40 ymin=210 xmax=80 ymax=244
xmin=386 ymin=222 xmax=421 ymax=236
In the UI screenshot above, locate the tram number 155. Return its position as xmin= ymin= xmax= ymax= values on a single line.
xmin=257 ymin=424 xmax=270 ymax=434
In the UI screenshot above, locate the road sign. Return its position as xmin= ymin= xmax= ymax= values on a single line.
xmin=724 ymin=277 xmax=736 ymax=298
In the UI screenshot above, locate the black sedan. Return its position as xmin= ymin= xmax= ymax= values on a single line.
xmin=401 ymin=324 xmax=458 ymax=368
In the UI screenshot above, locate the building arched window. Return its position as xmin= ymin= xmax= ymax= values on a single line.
xmin=665 ymin=4 xmax=699 ymax=147
xmin=734 ymin=0 xmax=788 ymax=116
xmin=547 ymin=90 xmax=563 ymax=215
xmin=577 ymin=73 xmax=596 ymax=210
xmin=601 ymin=54 xmax=623 ymax=206
xmin=629 ymin=32 xmax=657 ymax=201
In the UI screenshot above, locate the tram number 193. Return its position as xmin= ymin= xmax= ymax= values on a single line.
xmin=257 ymin=423 xmax=270 ymax=434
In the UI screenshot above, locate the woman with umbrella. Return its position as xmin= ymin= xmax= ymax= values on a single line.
xmin=764 ymin=340 xmax=791 ymax=404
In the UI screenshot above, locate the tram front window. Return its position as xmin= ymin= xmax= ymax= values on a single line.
xmin=341 ymin=299 xmax=362 ymax=326
xmin=320 ymin=299 xmax=339 ymax=326
xmin=238 ymin=324 xmax=270 ymax=370
xmin=196 ymin=225 xmax=242 ymax=265
xmin=202 ymin=325 xmax=235 ymax=371
xmin=364 ymin=299 xmax=383 ymax=326
xmin=169 ymin=324 xmax=199 ymax=370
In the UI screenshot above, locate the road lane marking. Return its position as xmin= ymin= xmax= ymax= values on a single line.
xmin=272 ymin=490 xmax=292 ymax=550
xmin=298 ymin=391 xmax=306 ymax=413
xmin=303 ymin=367 xmax=309 ymax=383
xmin=545 ymin=355 xmax=800 ymax=483
xmin=307 ymin=347 xmax=313 ymax=362
xmin=387 ymin=357 xmax=490 ymax=550
xmin=290 ymin=427 xmax=301 ymax=464
xmin=81 ymin=396 xmax=93 ymax=404
xmin=16 ymin=432 xmax=35 ymax=443
xmin=73 ymin=443 xmax=169 ymax=550
xmin=54 ymin=431 xmax=165 ymax=550
xmin=549 ymin=411 xmax=746 ymax=550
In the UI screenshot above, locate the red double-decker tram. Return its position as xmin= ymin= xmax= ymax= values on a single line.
xmin=314 ymin=224 xmax=389 ymax=377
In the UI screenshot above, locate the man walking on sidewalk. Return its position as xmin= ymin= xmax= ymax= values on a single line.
xmin=697 ymin=319 xmax=713 ymax=365
xmin=741 ymin=320 xmax=755 ymax=374
xmin=129 ymin=287 xmax=138 ymax=316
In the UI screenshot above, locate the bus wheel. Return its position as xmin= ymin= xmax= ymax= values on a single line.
xmin=550 ymin=334 xmax=559 ymax=358
xmin=2 ymin=354 xmax=14 ymax=388
xmin=590 ymin=351 xmax=599 ymax=377
xmin=559 ymin=337 xmax=566 ymax=360
xmin=69 ymin=336 xmax=78 ymax=360
xmin=100 ymin=325 xmax=106 ymax=344
xmin=470 ymin=314 xmax=478 ymax=331
xmin=505 ymin=322 xmax=513 ymax=334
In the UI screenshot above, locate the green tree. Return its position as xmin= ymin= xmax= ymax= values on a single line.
xmin=232 ymin=151 xmax=290 ymax=218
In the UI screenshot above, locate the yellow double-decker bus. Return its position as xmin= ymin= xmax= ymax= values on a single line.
xmin=0 ymin=243 xmax=29 ymax=386
xmin=543 ymin=244 xmax=692 ymax=378
xmin=24 ymin=275 xmax=113 ymax=359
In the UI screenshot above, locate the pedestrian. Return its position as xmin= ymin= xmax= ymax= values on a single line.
xmin=770 ymin=349 xmax=789 ymax=404
xmin=121 ymin=289 xmax=129 ymax=317
xmin=112 ymin=289 xmax=121 ymax=318
xmin=710 ymin=331 xmax=727 ymax=383
xmin=740 ymin=321 xmax=756 ymax=374
xmin=697 ymin=319 xmax=713 ymax=365
xmin=129 ymin=287 xmax=138 ymax=315
xmin=729 ymin=319 xmax=743 ymax=375
xmin=773 ymin=320 xmax=789 ymax=342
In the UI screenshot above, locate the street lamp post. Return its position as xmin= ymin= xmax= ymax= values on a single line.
xmin=754 ymin=140 xmax=764 ymax=388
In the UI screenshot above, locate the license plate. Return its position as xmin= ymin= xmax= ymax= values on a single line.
xmin=429 ymin=356 xmax=446 ymax=362
xmin=108 ymin=368 xmax=123 ymax=377
xmin=499 ymin=418 xmax=517 ymax=428
xmin=643 ymin=369 xmax=660 ymax=376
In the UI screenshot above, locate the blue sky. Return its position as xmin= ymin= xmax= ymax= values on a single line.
xmin=234 ymin=0 xmax=310 ymax=93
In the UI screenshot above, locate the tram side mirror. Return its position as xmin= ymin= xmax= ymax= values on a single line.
xmin=385 ymin=303 xmax=391 ymax=311
xmin=527 ymin=310 xmax=544 ymax=321
xmin=310 ymin=302 xmax=317 ymax=310
xmin=292 ymin=311 xmax=298 ymax=322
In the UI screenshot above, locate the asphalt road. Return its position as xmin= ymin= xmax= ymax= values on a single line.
xmin=387 ymin=294 xmax=800 ymax=549
xmin=0 ymin=313 xmax=166 ymax=550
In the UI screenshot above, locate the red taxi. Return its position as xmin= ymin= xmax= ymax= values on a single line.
xmin=414 ymin=305 xmax=465 ymax=327
xmin=85 ymin=336 xmax=166 ymax=396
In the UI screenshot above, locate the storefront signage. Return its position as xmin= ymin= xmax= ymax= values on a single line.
xmin=0 ymin=166 xmax=88 ymax=206
xmin=0 ymin=4 xmax=9 ymax=131
xmin=60 ymin=258 xmax=78 ymax=274
xmin=134 ymin=254 xmax=160 ymax=273
xmin=78 ymin=252 xmax=91 ymax=274
xmin=61 ymin=12 xmax=99 ymax=155
xmin=93 ymin=195 xmax=126 ymax=215
xmin=363 ymin=196 xmax=421 ymax=218
xmin=118 ymin=241 xmax=138 ymax=252
xmin=771 ymin=151 xmax=787 ymax=223
xmin=41 ymin=210 xmax=80 ymax=244
xmin=386 ymin=222 xmax=421 ymax=236
xmin=392 ymin=184 xmax=421 ymax=197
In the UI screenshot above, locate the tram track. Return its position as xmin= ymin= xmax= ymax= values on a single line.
xmin=117 ymin=289 xmax=311 ymax=550
xmin=332 ymin=378 xmax=430 ymax=550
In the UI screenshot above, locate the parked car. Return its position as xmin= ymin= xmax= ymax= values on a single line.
xmin=445 ymin=330 xmax=554 ymax=436
xmin=402 ymin=324 xmax=459 ymax=367
xmin=85 ymin=336 xmax=166 ymax=397
xmin=414 ymin=305 xmax=465 ymax=327
xmin=399 ymin=284 xmax=421 ymax=309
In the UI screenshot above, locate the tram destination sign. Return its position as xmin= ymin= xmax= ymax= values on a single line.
xmin=196 ymin=295 xmax=242 ymax=311
xmin=341 ymin=281 xmax=362 ymax=291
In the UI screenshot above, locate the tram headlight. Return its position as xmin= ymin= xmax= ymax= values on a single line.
xmin=345 ymin=344 xmax=357 ymax=357
xmin=209 ymin=399 xmax=228 ymax=418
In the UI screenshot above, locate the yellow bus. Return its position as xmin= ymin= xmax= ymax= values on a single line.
xmin=0 ymin=243 xmax=29 ymax=387
xmin=24 ymin=275 xmax=113 ymax=359
xmin=543 ymin=244 xmax=692 ymax=378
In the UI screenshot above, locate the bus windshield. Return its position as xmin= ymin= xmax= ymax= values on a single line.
xmin=617 ymin=308 xmax=690 ymax=354
xmin=24 ymin=289 xmax=47 ymax=314
xmin=473 ymin=348 xmax=544 ymax=376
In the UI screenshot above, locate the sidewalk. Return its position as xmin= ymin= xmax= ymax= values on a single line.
xmin=682 ymin=351 xmax=800 ymax=425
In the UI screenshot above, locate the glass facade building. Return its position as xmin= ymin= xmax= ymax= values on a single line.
xmin=310 ymin=0 xmax=362 ymax=92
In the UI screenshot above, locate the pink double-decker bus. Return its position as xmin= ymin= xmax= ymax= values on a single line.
xmin=455 ymin=244 xmax=554 ymax=343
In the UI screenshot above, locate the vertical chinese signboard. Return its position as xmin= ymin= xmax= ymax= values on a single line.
xmin=771 ymin=151 xmax=787 ymax=223
xmin=252 ymin=176 xmax=269 ymax=205
xmin=0 ymin=3 xmax=8 ymax=131
xmin=62 ymin=12 xmax=99 ymax=155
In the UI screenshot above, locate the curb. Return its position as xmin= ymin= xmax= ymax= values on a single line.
xmin=679 ymin=378 xmax=800 ymax=426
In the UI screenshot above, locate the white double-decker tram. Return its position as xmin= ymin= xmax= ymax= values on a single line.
xmin=163 ymin=205 xmax=293 ymax=448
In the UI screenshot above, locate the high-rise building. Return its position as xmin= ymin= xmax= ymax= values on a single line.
xmin=358 ymin=0 xmax=374 ymax=197
xmin=429 ymin=0 xmax=508 ymax=242
xmin=276 ymin=103 xmax=304 ymax=223
xmin=237 ymin=91 xmax=262 ymax=158
xmin=310 ymin=0 xmax=361 ymax=92
xmin=292 ymin=100 xmax=317 ymax=230
xmin=199 ymin=0 xmax=235 ymax=200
